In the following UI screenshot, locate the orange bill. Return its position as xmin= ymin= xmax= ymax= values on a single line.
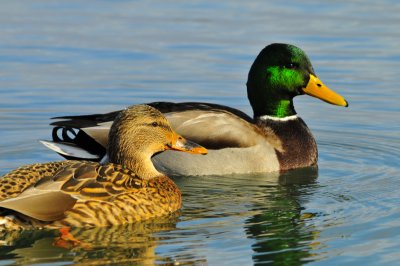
xmin=166 ymin=132 xmax=208 ymax=155
xmin=303 ymin=74 xmax=348 ymax=107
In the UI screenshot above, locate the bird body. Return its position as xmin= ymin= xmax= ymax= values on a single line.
xmin=42 ymin=43 xmax=348 ymax=175
xmin=0 ymin=105 xmax=207 ymax=230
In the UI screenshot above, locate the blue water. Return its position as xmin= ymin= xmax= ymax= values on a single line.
xmin=1 ymin=1 xmax=400 ymax=265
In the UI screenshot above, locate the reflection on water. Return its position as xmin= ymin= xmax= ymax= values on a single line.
xmin=244 ymin=168 xmax=319 ymax=265
xmin=1 ymin=216 xmax=183 ymax=265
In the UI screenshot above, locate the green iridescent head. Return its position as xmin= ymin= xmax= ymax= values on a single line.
xmin=247 ymin=43 xmax=347 ymax=118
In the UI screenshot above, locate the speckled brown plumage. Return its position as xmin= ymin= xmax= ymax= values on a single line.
xmin=57 ymin=162 xmax=181 ymax=228
xmin=0 ymin=161 xmax=68 ymax=201
xmin=0 ymin=160 xmax=181 ymax=230
xmin=0 ymin=105 xmax=206 ymax=231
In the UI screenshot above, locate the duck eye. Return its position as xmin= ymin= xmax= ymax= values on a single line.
xmin=283 ymin=63 xmax=297 ymax=69
xmin=151 ymin=122 xmax=158 ymax=127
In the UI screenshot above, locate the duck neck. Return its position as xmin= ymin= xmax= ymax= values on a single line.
xmin=127 ymin=155 xmax=163 ymax=180
xmin=110 ymin=151 xmax=163 ymax=180
xmin=265 ymin=98 xmax=296 ymax=118
xmin=251 ymin=94 xmax=297 ymax=118
xmin=247 ymin=77 xmax=297 ymax=118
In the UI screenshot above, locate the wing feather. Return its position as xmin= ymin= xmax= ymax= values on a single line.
xmin=165 ymin=110 xmax=263 ymax=149
xmin=0 ymin=190 xmax=76 ymax=221
xmin=0 ymin=161 xmax=140 ymax=222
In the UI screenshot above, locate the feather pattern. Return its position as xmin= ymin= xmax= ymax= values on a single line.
xmin=0 ymin=161 xmax=181 ymax=229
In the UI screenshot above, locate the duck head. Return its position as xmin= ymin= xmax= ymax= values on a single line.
xmin=108 ymin=105 xmax=207 ymax=178
xmin=247 ymin=43 xmax=348 ymax=118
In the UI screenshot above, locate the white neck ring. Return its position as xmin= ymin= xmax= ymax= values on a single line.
xmin=257 ymin=115 xmax=298 ymax=121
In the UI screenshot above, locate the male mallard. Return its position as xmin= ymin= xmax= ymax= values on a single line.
xmin=42 ymin=43 xmax=347 ymax=176
xmin=0 ymin=105 xmax=207 ymax=230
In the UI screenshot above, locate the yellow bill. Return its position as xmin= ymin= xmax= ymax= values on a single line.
xmin=303 ymin=74 xmax=348 ymax=107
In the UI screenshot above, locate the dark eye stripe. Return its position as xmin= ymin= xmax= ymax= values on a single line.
xmin=159 ymin=124 xmax=170 ymax=130
xmin=146 ymin=122 xmax=170 ymax=130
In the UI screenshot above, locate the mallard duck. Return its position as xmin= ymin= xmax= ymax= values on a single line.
xmin=42 ymin=43 xmax=347 ymax=176
xmin=0 ymin=105 xmax=207 ymax=230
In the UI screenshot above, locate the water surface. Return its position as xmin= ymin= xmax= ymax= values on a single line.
xmin=0 ymin=0 xmax=399 ymax=265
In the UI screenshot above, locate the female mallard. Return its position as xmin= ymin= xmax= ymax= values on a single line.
xmin=42 ymin=43 xmax=347 ymax=176
xmin=0 ymin=105 xmax=207 ymax=230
